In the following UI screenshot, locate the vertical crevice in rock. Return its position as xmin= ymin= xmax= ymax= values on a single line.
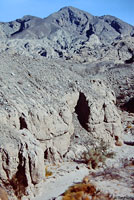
xmin=44 ymin=148 xmax=49 ymax=160
xmin=123 ymin=97 xmax=134 ymax=113
xmin=10 ymin=152 xmax=28 ymax=200
xmin=103 ymin=103 xmax=107 ymax=123
xmin=75 ymin=92 xmax=90 ymax=131
xmin=19 ymin=116 xmax=28 ymax=130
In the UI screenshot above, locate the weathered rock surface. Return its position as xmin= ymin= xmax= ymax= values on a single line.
xmin=0 ymin=51 xmax=122 ymax=199
xmin=0 ymin=187 xmax=8 ymax=200
xmin=0 ymin=5 xmax=134 ymax=200
xmin=32 ymin=111 xmax=134 ymax=200
xmin=0 ymin=125 xmax=44 ymax=199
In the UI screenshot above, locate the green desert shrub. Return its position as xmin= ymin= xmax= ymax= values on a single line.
xmin=82 ymin=141 xmax=115 ymax=169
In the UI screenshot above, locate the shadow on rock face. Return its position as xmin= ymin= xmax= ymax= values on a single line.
xmin=75 ymin=92 xmax=90 ymax=131
xmin=10 ymin=162 xmax=28 ymax=200
xmin=125 ymin=55 xmax=134 ymax=64
xmin=123 ymin=97 xmax=134 ymax=113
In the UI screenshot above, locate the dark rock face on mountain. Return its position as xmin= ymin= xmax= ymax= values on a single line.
xmin=0 ymin=6 xmax=134 ymax=200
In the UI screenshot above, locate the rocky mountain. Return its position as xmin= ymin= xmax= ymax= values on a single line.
xmin=1 ymin=6 xmax=134 ymax=40
xmin=0 ymin=6 xmax=134 ymax=63
xmin=0 ymin=6 xmax=134 ymax=200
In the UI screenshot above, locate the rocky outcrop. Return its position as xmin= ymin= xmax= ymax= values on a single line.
xmin=1 ymin=7 xmax=133 ymax=41
xmin=0 ymin=125 xmax=44 ymax=200
xmin=75 ymin=80 xmax=122 ymax=145
xmin=0 ymin=50 xmax=123 ymax=199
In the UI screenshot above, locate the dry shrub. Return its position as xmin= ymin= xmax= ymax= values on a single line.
xmin=45 ymin=166 xmax=53 ymax=177
xmin=62 ymin=176 xmax=114 ymax=200
xmin=82 ymin=141 xmax=115 ymax=169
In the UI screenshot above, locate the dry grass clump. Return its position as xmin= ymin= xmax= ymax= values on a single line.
xmin=115 ymin=140 xmax=122 ymax=146
xmin=45 ymin=166 xmax=53 ymax=177
xmin=127 ymin=125 xmax=132 ymax=129
xmin=123 ymin=158 xmax=134 ymax=167
xmin=62 ymin=176 xmax=114 ymax=200
xmin=82 ymin=141 xmax=115 ymax=169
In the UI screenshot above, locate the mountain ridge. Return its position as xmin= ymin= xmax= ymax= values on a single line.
xmin=0 ymin=6 xmax=134 ymax=63
xmin=0 ymin=6 xmax=133 ymax=39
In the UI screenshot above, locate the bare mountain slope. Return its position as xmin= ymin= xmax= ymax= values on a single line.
xmin=0 ymin=6 xmax=133 ymax=40
xmin=0 ymin=6 xmax=134 ymax=63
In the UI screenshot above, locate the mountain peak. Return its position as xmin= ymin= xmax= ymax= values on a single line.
xmin=59 ymin=6 xmax=75 ymax=10
xmin=0 ymin=6 xmax=133 ymax=44
xmin=58 ymin=6 xmax=93 ymax=17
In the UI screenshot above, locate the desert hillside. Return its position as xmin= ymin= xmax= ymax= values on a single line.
xmin=0 ymin=6 xmax=134 ymax=200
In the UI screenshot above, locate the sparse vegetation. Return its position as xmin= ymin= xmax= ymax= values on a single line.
xmin=62 ymin=176 xmax=114 ymax=200
xmin=82 ymin=141 xmax=115 ymax=169
xmin=45 ymin=166 xmax=53 ymax=177
xmin=127 ymin=124 xmax=132 ymax=129
xmin=123 ymin=157 xmax=134 ymax=167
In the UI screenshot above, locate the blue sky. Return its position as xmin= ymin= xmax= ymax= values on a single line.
xmin=0 ymin=0 xmax=134 ymax=25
